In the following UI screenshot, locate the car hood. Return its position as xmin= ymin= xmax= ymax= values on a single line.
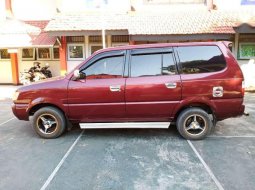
xmin=17 ymin=76 xmax=66 ymax=92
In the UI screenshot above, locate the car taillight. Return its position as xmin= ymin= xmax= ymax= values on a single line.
xmin=242 ymin=80 xmax=245 ymax=96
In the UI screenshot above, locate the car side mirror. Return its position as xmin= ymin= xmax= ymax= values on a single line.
xmin=73 ymin=69 xmax=86 ymax=80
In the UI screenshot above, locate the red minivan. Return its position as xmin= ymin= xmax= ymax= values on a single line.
xmin=12 ymin=42 xmax=245 ymax=140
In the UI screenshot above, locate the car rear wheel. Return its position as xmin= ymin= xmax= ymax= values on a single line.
xmin=176 ymin=108 xmax=212 ymax=140
xmin=32 ymin=106 xmax=66 ymax=139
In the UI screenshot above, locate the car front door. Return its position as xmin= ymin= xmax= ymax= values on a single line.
xmin=68 ymin=50 xmax=126 ymax=122
xmin=125 ymin=48 xmax=182 ymax=121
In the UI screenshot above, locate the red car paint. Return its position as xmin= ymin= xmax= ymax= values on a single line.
xmin=12 ymin=42 xmax=245 ymax=124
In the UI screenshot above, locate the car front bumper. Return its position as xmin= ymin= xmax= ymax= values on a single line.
xmin=12 ymin=103 xmax=29 ymax=121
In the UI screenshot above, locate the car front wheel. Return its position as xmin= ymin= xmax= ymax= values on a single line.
xmin=32 ymin=106 xmax=66 ymax=139
xmin=176 ymin=108 xmax=213 ymax=140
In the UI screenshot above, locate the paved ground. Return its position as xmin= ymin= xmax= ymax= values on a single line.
xmin=0 ymin=91 xmax=254 ymax=190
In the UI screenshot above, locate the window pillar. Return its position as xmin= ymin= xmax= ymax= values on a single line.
xmin=10 ymin=53 xmax=19 ymax=85
xmin=60 ymin=36 xmax=67 ymax=75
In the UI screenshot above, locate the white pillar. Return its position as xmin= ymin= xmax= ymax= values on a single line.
xmin=102 ymin=30 xmax=106 ymax=49
xmin=85 ymin=35 xmax=89 ymax=58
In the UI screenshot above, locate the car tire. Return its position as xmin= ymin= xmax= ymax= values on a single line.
xmin=176 ymin=108 xmax=212 ymax=140
xmin=32 ymin=106 xmax=66 ymax=139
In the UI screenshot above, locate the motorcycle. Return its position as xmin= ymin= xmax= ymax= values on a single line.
xmin=19 ymin=62 xmax=52 ymax=85
xmin=40 ymin=63 xmax=52 ymax=78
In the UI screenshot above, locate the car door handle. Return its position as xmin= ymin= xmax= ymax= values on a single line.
xmin=165 ymin=82 xmax=177 ymax=89
xmin=109 ymin=85 xmax=121 ymax=92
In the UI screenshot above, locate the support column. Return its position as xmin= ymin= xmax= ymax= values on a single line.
xmin=59 ymin=36 xmax=67 ymax=76
xmin=234 ymin=33 xmax=239 ymax=59
xmin=10 ymin=53 xmax=19 ymax=85
xmin=107 ymin=35 xmax=111 ymax=47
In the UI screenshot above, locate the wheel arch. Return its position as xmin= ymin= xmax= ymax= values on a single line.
xmin=28 ymin=103 xmax=65 ymax=117
xmin=174 ymin=102 xmax=215 ymax=121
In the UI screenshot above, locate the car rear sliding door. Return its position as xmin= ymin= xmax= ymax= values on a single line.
xmin=125 ymin=47 xmax=182 ymax=121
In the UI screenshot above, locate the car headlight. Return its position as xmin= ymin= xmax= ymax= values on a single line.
xmin=12 ymin=91 xmax=20 ymax=101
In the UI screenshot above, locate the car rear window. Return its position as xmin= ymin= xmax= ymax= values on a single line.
xmin=177 ymin=46 xmax=226 ymax=74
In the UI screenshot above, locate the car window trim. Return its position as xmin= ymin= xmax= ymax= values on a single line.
xmin=131 ymin=47 xmax=173 ymax=55
xmin=80 ymin=50 xmax=126 ymax=71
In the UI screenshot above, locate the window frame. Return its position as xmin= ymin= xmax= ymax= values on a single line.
xmin=22 ymin=48 xmax=35 ymax=60
xmin=67 ymin=43 xmax=85 ymax=61
xmin=239 ymin=42 xmax=255 ymax=59
xmin=36 ymin=47 xmax=52 ymax=60
xmin=0 ymin=49 xmax=11 ymax=60
xmin=79 ymin=50 xmax=127 ymax=79
xmin=128 ymin=47 xmax=177 ymax=78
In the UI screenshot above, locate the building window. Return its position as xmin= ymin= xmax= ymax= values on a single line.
xmin=68 ymin=44 xmax=85 ymax=60
xmin=52 ymin=47 xmax=60 ymax=59
xmin=37 ymin=48 xmax=51 ymax=60
xmin=0 ymin=49 xmax=10 ymax=59
xmin=239 ymin=43 xmax=255 ymax=59
xmin=241 ymin=0 xmax=255 ymax=5
xmin=90 ymin=45 xmax=103 ymax=55
xmin=22 ymin=48 xmax=35 ymax=60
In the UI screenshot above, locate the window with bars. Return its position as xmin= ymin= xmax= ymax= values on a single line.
xmin=67 ymin=36 xmax=84 ymax=43
xmin=112 ymin=35 xmax=129 ymax=43
xmin=89 ymin=36 xmax=102 ymax=43
xmin=22 ymin=48 xmax=35 ymax=60
xmin=37 ymin=48 xmax=51 ymax=60
xmin=0 ymin=49 xmax=10 ymax=59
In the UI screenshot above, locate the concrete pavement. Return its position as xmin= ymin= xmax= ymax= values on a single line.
xmin=0 ymin=93 xmax=254 ymax=190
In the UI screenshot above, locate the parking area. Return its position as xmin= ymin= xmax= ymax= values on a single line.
xmin=0 ymin=93 xmax=254 ymax=190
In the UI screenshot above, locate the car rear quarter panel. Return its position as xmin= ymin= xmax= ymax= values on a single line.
xmin=174 ymin=43 xmax=244 ymax=120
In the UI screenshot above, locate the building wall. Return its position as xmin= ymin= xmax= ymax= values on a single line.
xmin=0 ymin=60 xmax=12 ymax=83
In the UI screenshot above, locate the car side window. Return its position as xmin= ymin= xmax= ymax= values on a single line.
xmin=81 ymin=55 xmax=124 ymax=79
xmin=177 ymin=46 xmax=226 ymax=74
xmin=130 ymin=52 xmax=176 ymax=77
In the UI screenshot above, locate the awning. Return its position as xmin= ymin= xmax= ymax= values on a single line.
xmin=0 ymin=19 xmax=57 ymax=48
